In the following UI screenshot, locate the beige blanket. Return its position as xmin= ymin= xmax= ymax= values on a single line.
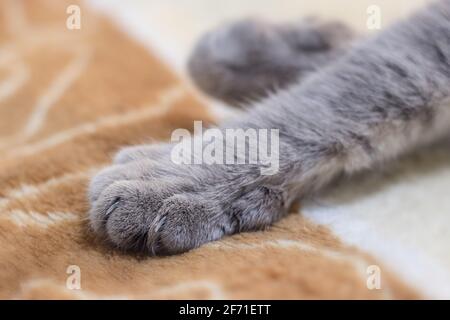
xmin=0 ymin=0 xmax=438 ymax=299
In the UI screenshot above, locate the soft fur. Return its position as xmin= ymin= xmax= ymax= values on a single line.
xmin=89 ymin=0 xmax=450 ymax=255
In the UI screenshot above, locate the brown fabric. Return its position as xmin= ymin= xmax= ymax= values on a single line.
xmin=0 ymin=0 xmax=418 ymax=299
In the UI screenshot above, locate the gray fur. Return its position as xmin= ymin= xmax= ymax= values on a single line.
xmin=89 ymin=0 xmax=450 ymax=255
xmin=188 ymin=17 xmax=354 ymax=105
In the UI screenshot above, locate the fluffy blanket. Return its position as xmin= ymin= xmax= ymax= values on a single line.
xmin=0 ymin=0 xmax=444 ymax=299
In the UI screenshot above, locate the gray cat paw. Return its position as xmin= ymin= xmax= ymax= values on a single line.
xmin=188 ymin=18 xmax=353 ymax=104
xmin=88 ymin=144 xmax=288 ymax=255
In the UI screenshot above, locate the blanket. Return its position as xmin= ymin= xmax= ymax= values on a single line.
xmin=1 ymin=0 xmax=444 ymax=299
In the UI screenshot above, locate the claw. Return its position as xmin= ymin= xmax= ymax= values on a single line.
xmin=106 ymin=197 xmax=121 ymax=217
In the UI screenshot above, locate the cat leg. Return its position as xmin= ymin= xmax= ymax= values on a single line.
xmin=89 ymin=1 xmax=450 ymax=255
xmin=115 ymin=19 xmax=355 ymax=165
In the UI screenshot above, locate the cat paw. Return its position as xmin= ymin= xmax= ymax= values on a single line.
xmin=188 ymin=18 xmax=354 ymax=104
xmin=88 ymin=144 xmax=288 ymax=255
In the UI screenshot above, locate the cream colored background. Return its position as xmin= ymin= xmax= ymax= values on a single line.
xmin=87 ymin=0 xmax=449 ymax=298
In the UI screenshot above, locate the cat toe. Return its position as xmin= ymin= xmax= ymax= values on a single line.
xmin=154 ymin=194 xmax=233 ymax=255
xmin=90 ymin=180 xmax=172 ymax=252
xmin=88 ymin=159 xmax=172 ymax=203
